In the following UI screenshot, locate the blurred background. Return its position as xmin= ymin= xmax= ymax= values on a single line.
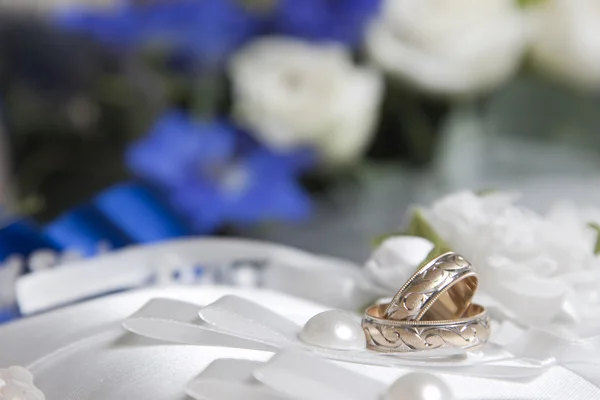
xmin=2 ymin=0 xmax=600 ymax=266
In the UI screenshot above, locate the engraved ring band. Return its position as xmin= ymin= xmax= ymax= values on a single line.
xmin=363 ymin=252 xmax=489 ymax=353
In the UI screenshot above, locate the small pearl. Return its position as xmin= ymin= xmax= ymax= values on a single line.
xmin=299 ymin=310 xmax=366 ymax=351
xmin=385 ymin=373 xmax=454 ymax=400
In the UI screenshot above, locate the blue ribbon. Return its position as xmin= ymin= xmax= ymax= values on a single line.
xmin=95 ymin=182 xmax=192 ymax=243
xmin=0 ymin=306 xmax=20 ymax=324
xmin=0 ymin=183 xmax=196 ymax=325
xmin=2 ymin=183 xmax=191 ymax=263
xmin=0 ymin=219 xmax=60 ymax=263
xmin=44 ymin=205 xmax=133 ymax=257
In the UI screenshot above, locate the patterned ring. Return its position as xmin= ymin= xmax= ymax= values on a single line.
xmin=363 ymin=303 xmax=490 ymax=353
xmin=383 ymin=252 xmax=478 ymax=321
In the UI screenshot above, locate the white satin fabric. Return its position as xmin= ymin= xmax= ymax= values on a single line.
xmin=123 ymin=296 xmax=550 ymax=379
xmin=186 ymin=350 xmax=389 ymax=400
xmin=0 ymin=286 xmax=599 ymax=400
xmin=15 ymin=238 xmax=373 ymax=315
xmin=1 ymin=286 xmax=326 ymax=366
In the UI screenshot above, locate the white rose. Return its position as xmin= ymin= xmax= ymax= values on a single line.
xmin=229 ymin=37 xmax=383 ymax=166
xmin=366 ymin=0 xmax=529 ymax=96
xmin=0 ymin=366 xmax=45 ymax=400
xmin=421 ymin=191 xmax=600 ymax=326
xmin=530 ymin=0 xmax=600 ymax=90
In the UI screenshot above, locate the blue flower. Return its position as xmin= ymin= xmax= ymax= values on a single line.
xmin=54 ymin=5 xmax=136 ymax=47
xmin=234 ymin=129 xmax=317 ymax=175
xmin=127 ymin=110 xmax=236 ymax=189
xmin=127 ymin=110 xmax=314 ymax=232
xmin=229 ymin=148 xmax=313 ymax=224
xmin=55 ymin=0 xmax=264 ymax=67
xmin=272 ymin=0 xmax=382 ymax=47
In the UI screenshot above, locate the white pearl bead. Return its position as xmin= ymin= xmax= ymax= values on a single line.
xmin=385 ymin=373 xmax=454 ymax=400
xmin=299 ymin=310 xmax=366 ymax=350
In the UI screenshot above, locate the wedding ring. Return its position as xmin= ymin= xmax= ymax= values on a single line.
xmin=362 ymin=303 xmax=490 ymax=353
xmin=363 ymin=252 xmax=488 ymax=353
xmin=384 ymin=252 xmax=478 ymax=321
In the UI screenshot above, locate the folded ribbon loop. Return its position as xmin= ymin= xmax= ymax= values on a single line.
xmin=122 ymin=295 xmax=551 ymax=380
xmin=44 ymin=205 xmax=132 ymax=257
xmin=187 ymin=358 xmax=288 ymax=400
xmin=187 ymin=350 xmax=388 ymax=400
xmin=95 ymin=182 xmax=192 ymax=243
xmin=0 ymin=219 xmax=60 ymax=264
xmin=253 ymin=350 xmax=386 ymax=400
xmin=15 ymin=238 xmax=368 ymax=315
xmin=123 ymin=297 xmax=274 ymax=351
xmin=198 ymin=296 xmax=300 ymax=347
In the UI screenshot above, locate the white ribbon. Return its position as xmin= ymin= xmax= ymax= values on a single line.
xmin=122 ymin=296 xmax=551 ymax=380
xmin=505 ymin=327 xmax=600 ymax=387
xmin=187 ymin=358 xmax=290 ymax=400
xmin=16 ymin=238 xmax=375 ymax=315
xmin=13 ymin=238 xmax=600 ymax=388
xmin=3 ymin=288 xmax=599 ymax=399
xmin=187 ymin=350 xmax=389 ymax=400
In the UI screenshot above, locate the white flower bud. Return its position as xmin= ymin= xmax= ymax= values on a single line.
xmin=365 ymin=236 xmax=434 ymax=292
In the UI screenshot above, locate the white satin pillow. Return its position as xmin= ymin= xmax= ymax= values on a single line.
xmin=0 ymin=286 xmax=598 ymax=400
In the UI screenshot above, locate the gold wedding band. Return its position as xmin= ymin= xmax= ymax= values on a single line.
xmin=384 ymin=252 xmax=478 ymax=321
xmin=363 ymin=303 xmax=490 ymax=353
xmin=363 ymin=252 xmax=489 ymax=353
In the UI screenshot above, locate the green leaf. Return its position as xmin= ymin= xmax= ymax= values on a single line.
xmin=475 ymin=188 xmax=497 ymax=197
xmin=406 ymin=209 xmax=453 ymax=261
xmin=516 ymin=0 xmax=547 ymax=8
xmin=373 ymin=209 xmax=452 ymax=268
xmin=589 ymin=222 xmax=600 ymax=255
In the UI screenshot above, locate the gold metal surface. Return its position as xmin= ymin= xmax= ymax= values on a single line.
xmin=363 ymin=303 xmax=490 ymax=353
xmin=384 ymin=252 xmax=478 ymax=321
